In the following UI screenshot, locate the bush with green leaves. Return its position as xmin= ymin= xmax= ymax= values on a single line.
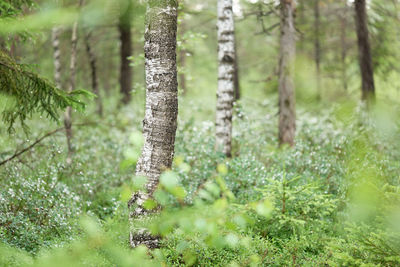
xmin=0 ymin=171 xmax=82 ymax=253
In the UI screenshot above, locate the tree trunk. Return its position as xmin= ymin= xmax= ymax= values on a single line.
xmin=314 ymin=0 xmax=321 ymax=100
xmin=64 ymin=21 xmax=79 ymax=162
xmin=51 ymin=27 xmax=62 ymax=90
xmin=216 ymin=0 xmax=236 ymax=157
xmin=354 ymin=0 xmax=375 ymax=102
xmin=278 ymin=0 xmax=296 ymax=147
xmin=128 ymin=0 xmax=178 ymax=249
xmin=84 ymin=31 xmax=103 ymax=116
xmin=118 ymin=0 xmax=133 ymax=104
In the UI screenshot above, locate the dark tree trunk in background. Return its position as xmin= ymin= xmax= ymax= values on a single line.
xmin=118 ymin=0 xmax=133 ymax=104
xmin=216 ymin=0 xmax=236 ymax=157
xmin=278 ymin=0 xmax=296 ymax=147
xmin=128 ymin=0 xmax=178 ymax=249
xmin=314 ymin=0 xmax=321 ymax=99
xmin=84 ymin=31 xmax=103 ymax=116
xmin=354 ymin=0 xmax=375 ymax=102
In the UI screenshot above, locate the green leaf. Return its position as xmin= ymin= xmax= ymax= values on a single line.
xmin=255 ymin=199 xmax=273 ymax=218
xmin=217 ymin=163 xmax=228 ymax=175
xmin=143 ymin=199 xmax=157 ymax=210
xmin=160 ymin=171 xmax=179 ymax=191
xmin=132 ymin=176 xmax=147 ymax=191
xmin=170 ymin=186 xmax=187 ymax=200
xmin=225 ymin=233 xmax=239 ymax=248
xmin=129 ymin=131 xmax=144 ymax=148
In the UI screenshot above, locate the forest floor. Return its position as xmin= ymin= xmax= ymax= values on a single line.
xmin=1 ymin=95 xmax=400 ymax=266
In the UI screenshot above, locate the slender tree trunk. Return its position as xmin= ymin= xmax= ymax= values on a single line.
xmin=84 ymin=31 xmax=103 ymax=116
xmin=51 ymin=27 xmax=62 ymax=89
xmin=63 ymin=0 xmax=83 ymax=163
xmin=64 ymin=19 xmax=79 ymax=162
xmin=340 ymin=5 xmax=348 ymax=91
xmin=103 ymin=40 xmax=113 ymax=96
xmin=314 ymin=0 xmax=321 ymax=100
xmin=354 ymin=0 xmax=375 ymax=102
xmin=118 ymin=0 xmax=133 ymax=104
xmin=278 ymin=0 xmax=296 ymax=147
xmin=216 ymin=0 xmax=236 ymax=157
xmin=128 ymin=0 xmax=178 ymax=248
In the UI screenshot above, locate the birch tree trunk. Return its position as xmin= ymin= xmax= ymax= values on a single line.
xmin=84 ymin=31 xmax=103 ymax=117
xmin=216 ymin=0 xmax=236 ymax=157
xmin=278 ymin=0 xmax=296 ymax=147
xmin=128 ymin=0 xmax=178 ymax=249
xmin=354 ymin=0 xmax=375 ymax=103
xmin=63 ymin=0 xmax=83 ymax=163
xmin=64 ymin=21 xmax=79 ymax=162
xmin=118 ymin=0 xmax=133 ymax=104
xmin=51 ymin=27 xmax=62 ymax=90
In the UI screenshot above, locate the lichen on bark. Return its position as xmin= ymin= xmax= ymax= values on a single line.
xmin=128 ymin=0 xmax=178 ymax=248
xmin=216 ymin=0 xmax=236 ymax=157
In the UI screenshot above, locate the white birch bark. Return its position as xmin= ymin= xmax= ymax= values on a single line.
xmin=216 ymin=0 xmax=236 ymax=157
xmin=51 ymin=27 xmax=62 ymax=90
xmin=278 ymin=0 xmax=296 ymax=147
xmin=128 ymin=0 xmax=178 ymax=249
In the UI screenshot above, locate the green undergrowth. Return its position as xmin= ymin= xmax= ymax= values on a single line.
xmin=1 ymin=97 xmax=400 ymax=266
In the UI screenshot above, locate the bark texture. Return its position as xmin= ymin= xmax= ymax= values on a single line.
xmin=128 ymin=0 xmax=178 ymax=249
xmin=314 ymin=0 xmax=321 ymax=99
xmin=354 ymin=0 xmax=375 ymax=102
xmin=84 ymin=31 xmax=103 ymax=116
xmin=278 ymin=0 xmax=296 ymax=147
xmin=216 ymin=0 xmax=236 ymax=157
xmin=51 ymin=27 xmax=62 ymax=89
xmin=118 ymin=0 xmax=133 ymax=104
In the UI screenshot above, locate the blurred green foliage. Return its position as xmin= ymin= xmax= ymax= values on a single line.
xmin=1 ymin=95 xmax=399 ymax=265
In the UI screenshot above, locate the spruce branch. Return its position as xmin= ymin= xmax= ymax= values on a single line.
xmin=0 ymin=51 xmax=92 ymax=133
